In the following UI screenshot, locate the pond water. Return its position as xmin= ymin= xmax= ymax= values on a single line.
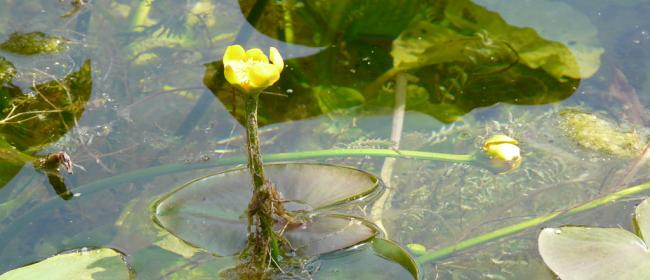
xmin=1 ymin=0 xmax=649 ymax=279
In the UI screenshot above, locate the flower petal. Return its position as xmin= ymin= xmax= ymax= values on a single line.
xmin=224 ymin=64 xmax=244 ymax=87
xmin=223 ymin=45 xmax=245 ymax=65
xmin=269 ymin=47 xmax=284 ymax=72
xmin=245 ymin=48 xmax=269 ymax=63
xmin=247 ymin=63 xmax=280 ymax=89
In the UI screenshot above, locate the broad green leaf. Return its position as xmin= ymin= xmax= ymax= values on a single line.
xmin=473 ymin=0 xmax=604 ymax=79
xmin=313 ymin=86 xmax=365 ymax=113
xmin=154 ymin=163 xmax=381 ymax=256
xmin=560 ymin=108 xmax=643 ymax=158
xmin=538 ymin=227 xmax=650 ymax=280
xmin=392 ymin=0 xmax=601 ymax=79
xmin=0 ymin=248 xmax=130 ymax=280
xmin=392 ymin=21 xmax=517 ymax=72
xmin=315 ymin=238 xmax=418 ymax=279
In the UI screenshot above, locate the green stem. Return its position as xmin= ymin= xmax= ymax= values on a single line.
xmin=416 ymin=180 xmax=650 ymax=264
xmin=245 ymin=96 xmax=266 ymax=190
xmin=243 ymin=94 xmax=279 ymax=266
xmin=282 ymin=0 xmax=295 ymax=43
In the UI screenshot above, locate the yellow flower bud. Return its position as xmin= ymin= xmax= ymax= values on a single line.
xmin=223 ymin=45 xmax=284 ymax=95
xmin=406 ymin=243 xmax=427 ymax=255
xmin=483 ymin=135 xmax=522 ymax=172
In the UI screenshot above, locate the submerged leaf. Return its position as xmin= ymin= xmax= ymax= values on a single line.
xmin=0 ymin=32 xmax=67 ymax=55
xmin=1 ymin=60 xmax=92 ymax=151
xmin=391 ymin=0 xmax=602 ymax=79
xmin=313 ymin=86 xmax=365 ymax=113
xmin=473 ymin=0 xmax=604 ymax=79
xmin=315 ymin=238 xmax=418 ymax=279
xmin=560 ymin=108 xmax=643 ymax=158
xmin=0 ymin=248 xmax=130 ymax=280
xmin=154 ymin=163 xmax=381 ymax=256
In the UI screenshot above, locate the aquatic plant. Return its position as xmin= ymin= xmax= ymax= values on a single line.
xmin=539 ymin=197 xmax=650 ymax=279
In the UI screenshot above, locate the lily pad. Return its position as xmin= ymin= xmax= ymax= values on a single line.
xmin=154 ymin=163 xmax=381 ymax=256
xmin=0 ymin=248 xmax=131 ymax=280
xmin=538 ymin=197 xmax=650 ymax=279
xmin=315 ymin=238 xmax=419 ymax=280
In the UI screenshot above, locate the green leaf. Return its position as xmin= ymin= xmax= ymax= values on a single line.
xmin=314 ymin=238 xmax=418 ymax=279
xmin=538 ymin=197 xmax=650 ymax=280
xmin=313 ymin=86 xmax=365 ymax=113
xmin=635 ymin=199 xmax=650 ymax=241
xmin=154 ymin=163 xmax=381 ymax=256
xmin=0 ymin=248 xmax=131 ymax=280
xmin=538 ymin=227 xmax=650 ymax=280
xmin=391 ymin=0 xmax=602 ymax=79
xmin=1 ymin=59 xmax=92 ymax=152
xmin=473 ymin=0 xmax=604 ymax=79
xmin=371 ymin=239 xmax=419 ymax=279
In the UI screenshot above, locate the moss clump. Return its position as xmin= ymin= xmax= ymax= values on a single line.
xmin=0 ymin=32 xmax=67 ymax=55
xmin=0 ymin=56 xmax=16 ymax=85
xmin=560 ymin=108 xmax=643 ymax=158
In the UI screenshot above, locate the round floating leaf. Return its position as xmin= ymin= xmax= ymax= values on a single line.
xmin=315 ymin=238 xmax=419 ymax=279
xmin=154 ymin=163 xmax=381 ymax=256
xmin=538 ymin=227 xmax=650 ymax=280
xmin=0 ymin=248 xmax=130 ymax=280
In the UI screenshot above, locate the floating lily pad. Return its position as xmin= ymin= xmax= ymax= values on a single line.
xmin=0 ymin=248 xmax=131 ymax=280
xmin=538 ymin=197 xmax=650 ymax=279
xmin=154 ymin=163 xmax=381 ymax=256
xmin=315 ymin=238 xmax=419 ymax=279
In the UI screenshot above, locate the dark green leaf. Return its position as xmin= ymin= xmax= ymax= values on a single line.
xmin=314 ymin=238 xmax=418 ymax=279
xmin=313 ymin=86 xmax=365 ymax=113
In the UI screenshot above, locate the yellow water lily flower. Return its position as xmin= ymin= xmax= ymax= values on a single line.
xmin=483 ymin=135 xmax=522 ymax=172
xmin=223 ymin=45 xmax=284 ymax=95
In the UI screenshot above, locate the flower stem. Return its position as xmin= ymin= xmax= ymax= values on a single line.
xmin=245 ymin=95 xmax=266 ymax=190
xmin=243 ymin=94 xmax=280 ymax=268
xmin=415 ymin=180 xmax=650 ymax=264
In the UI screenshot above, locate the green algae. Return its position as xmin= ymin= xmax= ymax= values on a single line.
xmin=0 ymin=57 xmax=15 ymax=85
xmin=0 ymin=32 xmax=67 ymax=55
xmin=560 ymin=108 xmax=644 ymax=158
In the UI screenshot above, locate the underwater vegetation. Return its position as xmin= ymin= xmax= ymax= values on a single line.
xmin=0 ymin=0 xmax=649 ymax=279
